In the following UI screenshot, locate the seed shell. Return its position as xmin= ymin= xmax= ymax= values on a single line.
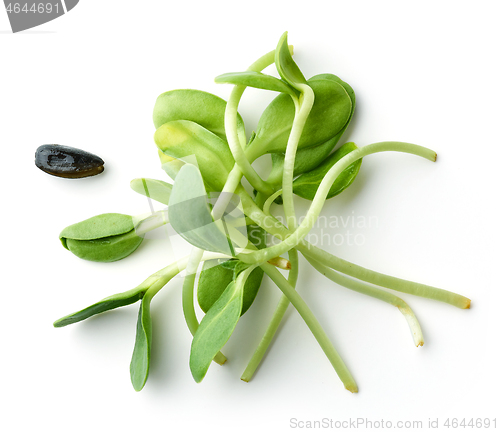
xmin=35 ymin=144 xmax=105 ymax=178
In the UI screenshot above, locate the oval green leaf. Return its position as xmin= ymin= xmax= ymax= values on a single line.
xmin=292 ymin=142 xmax=362 ymax=200
xmin=59 ymin=213 xmax=135 ymax=248
xmin=130 ymin=178 xmax=172 ymax=205
xmin=266 ymin=74 xmax=356 ymax=185
xmin=309 ymin=73 xmax=356 ymax=144
xmin=190 ymin=279 xmax=244 ymax=383
xmin=65 ymin=230 xmax=143 ymax=262
xmin=197 ymin=261 xmax=234 ymax=314
xmin=53 ymin=285 xmax=147 ymax=328
xmin=168 ymin=164 xmax=235 ymax=255
xmin=130 ymin=296 xmax=153 ymax=391
xmin=248 ymin=78 xmax=351 ymax=154
xmin=198 ymin=263 xmax=264 ymax=316
xmin=153 ymin=89 xmax=245 ymax=144
xmin=155 ymin=120 xmax=234 ymax=192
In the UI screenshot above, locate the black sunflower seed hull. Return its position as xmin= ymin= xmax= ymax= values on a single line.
xmin=35 ymin=144 xmax=105 ymax=179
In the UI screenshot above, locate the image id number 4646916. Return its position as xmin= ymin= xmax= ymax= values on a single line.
xmin=5 ymin=2 xmax=60 ymax=13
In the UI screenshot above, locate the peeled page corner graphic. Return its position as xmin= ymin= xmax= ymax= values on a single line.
xmin=4 ymin=1 xmax=79 ymax=33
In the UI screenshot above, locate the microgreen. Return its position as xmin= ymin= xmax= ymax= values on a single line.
xmin=59 ymin=213 xmax=144 ymax=262
xmin=53 ymin=285 xmax=147 ymax=328
xmin=130 ymin=292 xmax=153 ymax=391
xmin=53 ymin=32 xmax=470 ymax=393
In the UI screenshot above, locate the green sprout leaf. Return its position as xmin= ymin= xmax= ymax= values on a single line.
xmin=168 ymin=164 xmax=236 ymax=255
xmin=53 ymin=285 xmax=147 ymax=328
xmin=130 ymin=296 xmax=153 ymax=391
xmin=64 ymin=232 xmax=143 ymax=262
xmin=198 ymin=261 xmax=234 ymax=311
xmin=247 ymin=78 xmax=351 ymax=154
xmin=60 ymin=213 xmax=143 ymax=262
xmin=155 ymin=120 xmax=235 ymax=192
xmin=215 ymin=71 xmax=297 ymax=97
xmin=198 ymin=263 xmax=263 ymax=315
xmin=275 ymin=31 xmax=307 ymax=90
xmin=60 ymin=213 xmax=135 ymax=246
xmin=292 ymin=142 xmax=362 ymax=200
xmin=190 ymin=279 xmax=244 ymax=383
xmin=130 ymin=178 xmax=172 ymax=205
xmin=267 ymin=73 xmax=356 ymax=186
xmin=153 ymin=89 xmax=245 ymax=144
xmin=309 ymin=73 xmax=356 ymax=147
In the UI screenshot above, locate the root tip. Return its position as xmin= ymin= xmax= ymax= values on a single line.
xmin=345 ymin=384 xmax=359 ymax=393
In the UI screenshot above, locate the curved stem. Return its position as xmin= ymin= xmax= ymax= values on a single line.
xmin=260 ymin=263 xmax=358 ymax=392
xmin=306 ymin=256 xmax=424 ymax=347
xmin=182 ymin=248 xmax=205 ymax=336
xmin=263 ymin=189 xmax=283 ymax=216
xmin=145 ymin=251 xmax=232 ymax=298
xmin=181 ymin=248 xmax=228 ymax=365
xmin=282 ymin=85 xmax=314 ymax=231
xmin=237 ymin=187 xmax=470 ymax=309
xmin=241 ymin=248 xmax=299 ymax=382
xmin=211 ymin=165 xmax=244 ymax=220
xmin=133 ymin=210 xmax=169 ymax=237
xmin=224 ymin=50 xmax=283 ymax=196
xmin=240 ymin=142 xmax=437 ymax=265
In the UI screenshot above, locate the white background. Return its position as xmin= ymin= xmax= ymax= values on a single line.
xmin=1 ymin=1 xmax=499 ymax=431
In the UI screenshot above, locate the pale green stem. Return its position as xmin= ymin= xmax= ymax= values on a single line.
xmin=182 ymin=248 xmax=227 ymax=365
xmin=144 ymin=251 xmax=232 ymax=298
xmin=237 ymin=185 xmax=470 ymax=309
xmin=282 ymin=85 xmax=314 ymax=231
xmin=211 ymin=165 xmax=244 ymax=220
xmin=300 ymin=245 xmax=471 ymax=309
xmin=260 ymin=263 xmax=358 ymax=393
xmin=224 ymin=49 xmax=293 ymax=196
xmin=181 ymin=250 xmax=205 ymax=324
xmin=305 ymin=256 xmax=424 ymax=347
xmin=239 ymin=142 xmax=437 ymax=265
xmin=241 ymin=248 xmax=299 ymax=382
xmin=263 ymin=189 xmax=283 ymax=216
xmin=134 ymin=210 xmax=169 ymax=237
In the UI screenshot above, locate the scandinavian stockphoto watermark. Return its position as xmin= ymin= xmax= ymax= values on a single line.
xmin=273 ymin=212 xmax=378 ymax=248
xmin=3 ymin=0 xmax=79 ymax=33
xmin=134 ymin=174 xmax=378 ymax=278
